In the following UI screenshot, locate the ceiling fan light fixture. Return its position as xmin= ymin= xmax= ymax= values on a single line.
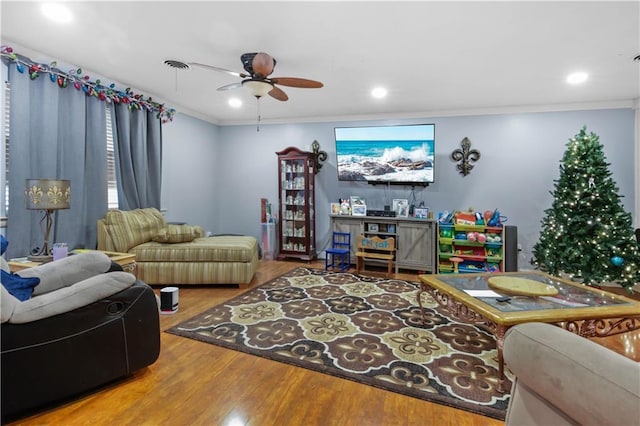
xmin=243 ymin=79 xmax=274 ymax=98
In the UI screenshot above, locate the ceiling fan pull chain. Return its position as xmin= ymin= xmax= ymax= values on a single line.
xmin=256 ymin=97 xmax=261 ymax=132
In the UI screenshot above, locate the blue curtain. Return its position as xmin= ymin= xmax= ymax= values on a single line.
xmin=6 ymin=62 xmax=107 ymax=259
xmin=110 ymin=103 xmax=162 ymax=210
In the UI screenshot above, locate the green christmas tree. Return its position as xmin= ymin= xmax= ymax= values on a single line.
xmin=532 ymin=126 xmax=640 ymax=293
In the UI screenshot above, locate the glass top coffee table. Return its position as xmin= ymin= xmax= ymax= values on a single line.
xmin=417 ymin=271 xmax=640 ymax=391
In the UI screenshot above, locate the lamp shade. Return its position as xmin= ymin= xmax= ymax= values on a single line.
xmin=25 ymin=179 xmax=71 ymax=210
xmin=242 ymin=80 xmax=274 ymax=98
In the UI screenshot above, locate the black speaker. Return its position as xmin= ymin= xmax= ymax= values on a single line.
xmin=504 ymin=225 xmax=518 ymax=272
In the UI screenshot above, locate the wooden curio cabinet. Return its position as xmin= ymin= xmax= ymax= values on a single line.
xmin=276 ymin=147 xmax=317 ymax=261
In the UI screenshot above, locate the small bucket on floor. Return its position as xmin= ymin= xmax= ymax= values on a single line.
xmin=160 ymin=287 xmax=179 ymax=314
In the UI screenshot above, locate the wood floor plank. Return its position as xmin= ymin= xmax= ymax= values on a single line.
xmin=7 ymin=259 xmax=638 ymax=425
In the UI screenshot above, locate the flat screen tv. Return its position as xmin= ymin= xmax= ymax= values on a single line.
xmin=335 ymin=123 xmax=435 ymax=185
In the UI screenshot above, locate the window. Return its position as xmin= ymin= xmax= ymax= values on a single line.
xmin=2 ymin=79 xmax=9 ymax=217
xmin=106 ymin=107 xmax=118 ymax=209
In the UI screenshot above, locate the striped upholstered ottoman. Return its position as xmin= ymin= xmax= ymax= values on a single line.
xmin=97 ymin=208 xmax=258 ymax=288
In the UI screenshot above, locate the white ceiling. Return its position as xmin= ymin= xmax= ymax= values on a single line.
xmin=1 ymin=1 xmax=639 ymax=126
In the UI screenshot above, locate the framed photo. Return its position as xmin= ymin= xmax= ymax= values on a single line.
xmin=414 ymin=207 xmax=429 ymax=219
xmin=330 ymin=202 xmax=341 ymax=215
xmin=392 ymin=199 xmax=407 ymax=214
xmin=352 ymin=205 xmax=367 ymax=216
xmin=350 ymin=196 xmax=365 ymax=206
xmin=368 ymin=223 xmax=379 ymax=232
xmin=394 ymin=199 xmax=409 ymax=218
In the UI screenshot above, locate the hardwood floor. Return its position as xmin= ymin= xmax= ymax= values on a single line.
xmin=8 ymin=260 xmax=640 ymax=426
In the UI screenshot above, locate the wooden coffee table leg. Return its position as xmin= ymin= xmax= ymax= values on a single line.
xmin=495 ymin=325 xmax=509 ymax=393
xmin=417 ymin=286 xmax=426 ymax=325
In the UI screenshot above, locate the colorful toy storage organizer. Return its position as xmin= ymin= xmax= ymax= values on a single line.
xmin=438 ymin=212 xmax=504 ymax=274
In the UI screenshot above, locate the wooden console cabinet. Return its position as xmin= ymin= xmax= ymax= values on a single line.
xmin=329 ymin=215 xmax=437 ymax=273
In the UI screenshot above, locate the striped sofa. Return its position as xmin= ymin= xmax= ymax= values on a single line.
xmin=97 ymin=208 xmax=258 ymax=288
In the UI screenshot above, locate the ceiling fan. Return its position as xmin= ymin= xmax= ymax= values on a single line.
xmin=189 ymin=52 xmax=324 ymax=101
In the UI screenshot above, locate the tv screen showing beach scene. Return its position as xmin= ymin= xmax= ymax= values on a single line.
xmin=335 ymin=124 xmax=435 ymax=184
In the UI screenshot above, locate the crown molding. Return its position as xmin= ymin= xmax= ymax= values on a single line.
xmin=209 ymin=99 xmax=637 ymax=127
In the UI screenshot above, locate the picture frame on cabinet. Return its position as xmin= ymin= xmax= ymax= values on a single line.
xmin=392 ymin=199 xmax=407 ymax=214
xmin=350 ymin=196 xmax=365 ymax=206
xmin=414 ymin=207 xmax=429 ymax=219
xmin=352 ymin=204 xmax=367 ymax=216
xmin=394 ymin=199 xmax=409 ymax=217
xmin=331 ymin=202 xmax=341 ymax=215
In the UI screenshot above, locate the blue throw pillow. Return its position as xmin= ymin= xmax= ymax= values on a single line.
xmin=1 ymin=270 xmax=40 ymax=301
xmin=0 ymin=235 xmax=7 ymax=255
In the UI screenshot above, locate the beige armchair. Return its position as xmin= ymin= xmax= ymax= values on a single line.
xmin=503 ymin=322 xmax=640 ymax=426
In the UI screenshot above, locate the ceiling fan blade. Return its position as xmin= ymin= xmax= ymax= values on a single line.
xmin=189 ymin=62 xmax=249 ymax=79
xmin=269 ymin=86 xmax=289 ymax=101
xmin=270 ymin=77 xmax=323 ymax=89
xmin=217 ymin=82 xmax=243 ymax=91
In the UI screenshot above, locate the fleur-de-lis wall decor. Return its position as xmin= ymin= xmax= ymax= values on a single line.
xmin=451 ymin=137 xmax=481 ymax=176
xmin=311 ymin=140 xmax=327 ymax=174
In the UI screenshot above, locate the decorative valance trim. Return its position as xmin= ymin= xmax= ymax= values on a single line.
xmin=1 ymin=45 xmax=175 ymax=123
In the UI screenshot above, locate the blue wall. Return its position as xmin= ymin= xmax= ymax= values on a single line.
xmin=161 ymin=108 xmax=636 ymax=268
xmin=161 ymin=112 xmax=221 ymax=231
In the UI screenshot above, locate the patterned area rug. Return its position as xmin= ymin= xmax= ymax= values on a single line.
xmin=167 ymin=268 xmax=512 ymax=420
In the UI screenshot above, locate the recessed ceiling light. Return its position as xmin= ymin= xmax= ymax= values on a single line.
xmin=371 ymin=87 xmax=387 ymax=99
xmin=228 ymin=98 xmax=242 ymax=108
xmin=566 ymin=72 xmax=588 ymax=85
xmin=41 ymin=3 xmax=73 ymax=24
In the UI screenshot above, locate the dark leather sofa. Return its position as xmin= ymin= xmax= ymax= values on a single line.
xmin=1 ymin=275 xmax=160 ymax=421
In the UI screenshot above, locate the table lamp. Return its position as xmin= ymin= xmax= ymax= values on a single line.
xmin=24 ymin=178 xmax=70 ymax=262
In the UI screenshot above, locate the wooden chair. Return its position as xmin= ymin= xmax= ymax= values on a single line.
xmin=325 ymin=232 xmax=351 ymax=272
xmin=355 ymin=234 xmax=395 ymax=277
